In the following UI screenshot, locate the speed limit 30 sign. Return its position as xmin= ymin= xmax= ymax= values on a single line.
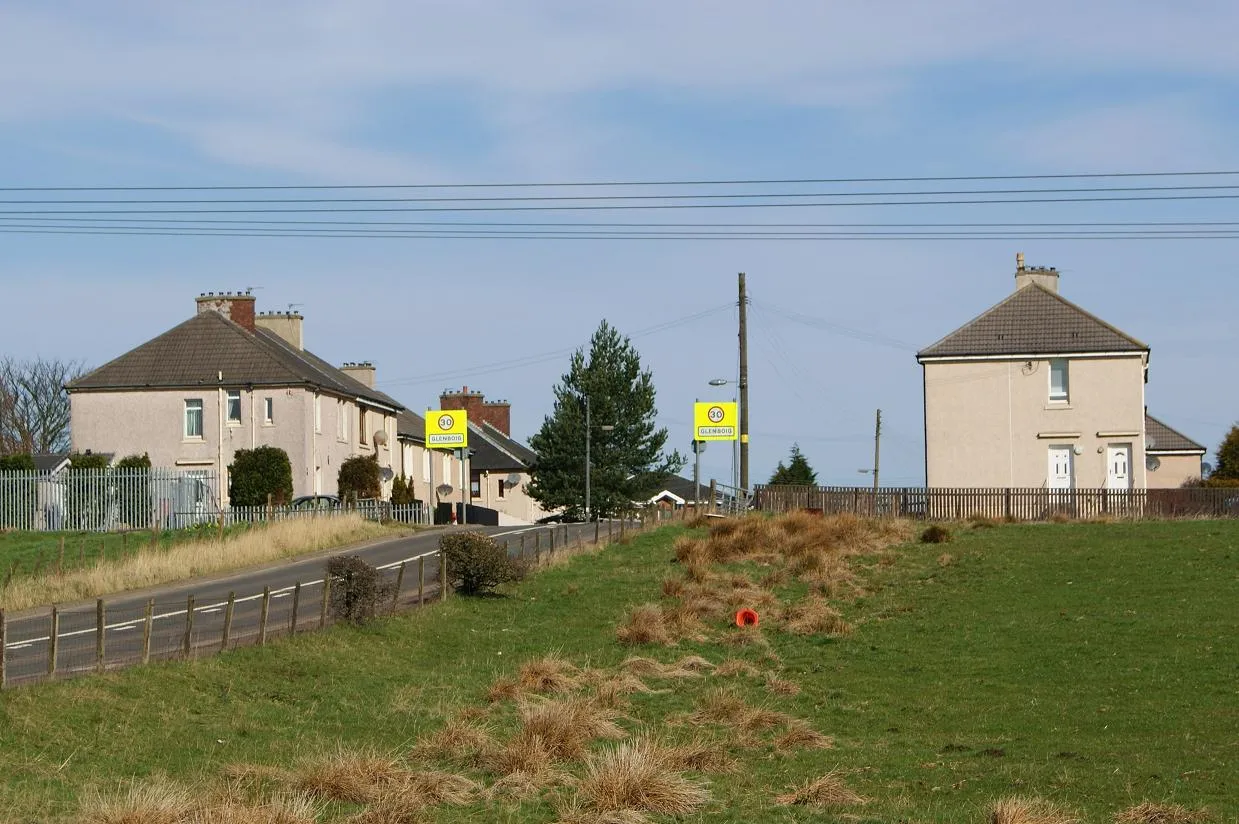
xmin=694 ymin=402 xmax=738 ymax=441
xmin=425 ymin=408 xmax=468 ymax=447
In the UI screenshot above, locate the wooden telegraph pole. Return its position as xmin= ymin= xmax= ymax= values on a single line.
xmin=738 ymin=273 xmax=750 ymax=497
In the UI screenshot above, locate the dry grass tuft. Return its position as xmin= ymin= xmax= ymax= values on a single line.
xmin=660 ymin=577 xmax=685 ymax=598
xmin=186 ymin=795 xmax=321 ymax=824
xmin=517 ymin=656 xmax=583 ymax=694
xmin=552 ymin=802 xmax=650 ymax=824
xmin=937 ymin=552 xmax=956 ymax=567
xmin=382 ymin=771 xmax=479 ymax=807
xmin=615 ymin=604 xmax=674 ymax=646
xmin=486 ymin=733 xmax=557 ymax=778
xmin=577 ymin=739 xmax=710 ymax=816
xmin=987 ymin=796 xmax=1080 ymax=824
xmin=78 ymin=782 xmax=197 ymax=824
xmin=590 ymin=673 xmax=660 ymax=708
xmin=496 ymin=697 xmax=627 ymax=767
xmin=412 ymin=717 xmax=497 ymax=767
xmin=294 ymin=748 xmax=409 ymax=804
xmin=712 ymin=658 xmax=760 ymax=677
xmin=673 ymin=655 xmax=715 ymax=673
xmin=781 ymin=596 xmax=853 ymax=636
xmin=488 ymin=768 xmax=577 ymax=801
xmin=1113 ymin=802 xmax=1211 ymax=824
xmin=687 ymin=688 xmax=794 ymax=739
xmin=763 ymin=673 xmax=801 ymax=696
xmin=220 ymin=762 xmax=293 ymax=789
xmin=774 ymin=720 xmax=834 ymax=751
xmin=774 ymin=771 xmax=867 ymax=807
xmin=657 ymin=739 xmax=739 ymax=773
xmin=1 ymin=515 xmax=386 ymax=611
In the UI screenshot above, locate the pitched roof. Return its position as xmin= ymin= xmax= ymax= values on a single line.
xmin=32 ymin=454 xmax=71 ymax=473
xmin=396 ymin=409 xmax=426 ymax=441
xmin=467 ymin=422 xmax=537 ymax=471
xmin=68 ymin=311 xmax=404 ymax=410
xmin=917 ymin=284 xmax=1148 ymax=359
xmin=1145 ymin=413 xmax=1206 ymax=453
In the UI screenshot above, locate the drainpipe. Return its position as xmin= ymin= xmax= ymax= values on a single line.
xmin=217 ymin=373 xmax=225 ymax=508
xmin=250 ymin=388 xmax=256 ymax=448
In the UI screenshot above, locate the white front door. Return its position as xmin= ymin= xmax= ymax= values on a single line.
xmin=1106 ymin=444 xmax=1132 ymax=490
xmin=1048 ymin=446 xmax=1074 ymax=489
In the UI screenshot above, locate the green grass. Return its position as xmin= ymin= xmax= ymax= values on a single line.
xmin=0 ymin=520 xmax=1235 ymax=822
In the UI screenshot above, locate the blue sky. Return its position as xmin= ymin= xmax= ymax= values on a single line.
xmin=1 ymin=1 xmax=1237 ymax=486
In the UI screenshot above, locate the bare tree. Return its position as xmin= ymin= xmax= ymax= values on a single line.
xmin=0 ymin=357 xmax=86 ymax=455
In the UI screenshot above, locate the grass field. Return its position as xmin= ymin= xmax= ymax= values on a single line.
xmin=0 ymin=516 xmax=404 ymax=610
xmin=0 ymin=517 xmax=1234 ymax=823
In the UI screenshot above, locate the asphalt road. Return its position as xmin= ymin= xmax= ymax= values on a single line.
xmin=1 ymin=520 xmax=610 ymax=686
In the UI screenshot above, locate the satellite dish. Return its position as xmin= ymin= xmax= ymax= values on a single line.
xmin=380 ymin=467 xmax=394 ymax=481
xmin=1145 ymin=435 xmax=1156 ymax=450
xmin=506 ymin=473 xmax=522 ymax=487
xmin=1202 ymin=462 xmax=1214 ymax=477
xmin=436 ymin=483 xmax=454 ymax=497
xmin=372 ymin=430 xmax=388 ymax=447
xmin=1145 ymin=455 xmax=1161 ymax=472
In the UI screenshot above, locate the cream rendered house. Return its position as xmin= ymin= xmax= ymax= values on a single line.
xmin=917 ymin=255 xmax=1200 ymax=491
xmin=68 ymin=292 xmax=404 ymax=504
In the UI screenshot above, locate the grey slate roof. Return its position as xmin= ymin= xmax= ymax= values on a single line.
xmin=917 ymin=284 xmax=1149 ymax=359
xmin=32 ymin=454 xmax=71 ymax=473
xmin=396 ymin=409 xmax=427 ymax=442
xmin=1145 ymin=413 xmax=1206 ymax=453
xmin=467 ymin=422 xmax=537 ymax=471
xmin=67 ymin=311 xmax=404 ymax=410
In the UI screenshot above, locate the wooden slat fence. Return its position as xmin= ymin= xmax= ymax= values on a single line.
xmin=755 ymin=485 xmax=1239 ymax=521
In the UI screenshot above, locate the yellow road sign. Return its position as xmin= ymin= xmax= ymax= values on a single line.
xmin=426 ymin=409 xmax=468 ymax=448
xmin=694 ymin=401 xmax=738 ymax=441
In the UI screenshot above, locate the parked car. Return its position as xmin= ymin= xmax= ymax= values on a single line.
xmin=290 ymin=494 xmax=341 ymax=511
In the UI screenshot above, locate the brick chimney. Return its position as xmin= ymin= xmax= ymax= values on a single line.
xmin=440 ymin=386 xmax=512 ymax=435
xmin=255 ymin=310 xmax=304 ymax=349
xmin=196 ymin=291 xmax=257 ymax=331
xmin=341 ymin=361 xmax=376 ymax=388
xmin=1013 ymin=252 xmax=1059 ymax=293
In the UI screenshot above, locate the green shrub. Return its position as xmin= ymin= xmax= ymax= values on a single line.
xmin=229 ymin=446 xmax=294 ymax=506
xmin=0 ymin=454 xmax=35 ymax=471
xmin=440 ymin=531 xmax=528 ymax=596
xmin=115 ymin=453 xmax=152 ymax=528
xmin=391 ymin=475 xmax=417 ymax=506
xmin=338 ymin=455 xmax=381 ymax=503
xmin=66 ymin=452 xmax=111 ymax=529
xmin=920 ymin=525 xmax=952 ymax=544
xmin=326 ymin=554 xmax=393 ymax=624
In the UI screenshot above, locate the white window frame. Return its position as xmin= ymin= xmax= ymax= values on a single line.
xmin=358 ymin=405 xmax=369 ymax=448
xmin=263 ymin=396 xmax=274 ymax=425
xmin=184 ymin=398 xmax=204 ymax=439
xmin=337 ymin=400 xmax=348 ymax=442
xmin=225 ymin=390 xmax=242 ymax=425
xmin=422 ymin=449 xmax=431 ymax=482
xmin=1049 ymin=358 xmax=1069 ymax=403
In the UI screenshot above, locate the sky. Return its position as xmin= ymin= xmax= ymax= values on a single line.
xmin=1 ymin=1 xmax=1237 ymax=487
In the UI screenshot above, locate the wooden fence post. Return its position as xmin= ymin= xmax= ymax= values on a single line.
xmin=608 ymin=519 xmax=613 ymax=540
xmin=392 ymin=562 xmax=406 ymax=613
xmin=320 ymin=574 xmax=331 ymax=628
xmin=258 ymin=587 xmax=270 ymax=646
xmin=549 ymin=528 xmax=556 ymax=553
xmin=141 ymin=599 xmax=153 ymax=664
xmin=96 ymin=598 xmax=106 ymax=673
xmin=183 ymin=594 xmax=195 ymax=657
xmin=57 ymin=536 xmax=65 ymax=575
xmin=594 ymin=520 xmax=600 ymax=544
xmin=418 ymin=556 xmax=426 ymax=606
xmin=0 ymin=608 xmax=7 ymax=689
xmin=47 ymin=606 xmax=59 ymax=678
xmin=290 ymin=582 xmax=301 ymax=633
xmin=520 ymin=534 xmax=526 ymax=558
xmin=222 ymin=592 xmax=235 ymax=649
xmin=218 ymin=507 xmax=225 ymax=541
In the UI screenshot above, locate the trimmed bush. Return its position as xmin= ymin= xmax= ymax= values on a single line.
xmin=339 ymin=455 xmax=381 ymax=503
xmin=229 ymin=446 xmax=294 ymax=507
xmin=920 ymin=525 xmax=952 ymax=544
xmin=0 ymin=454 xmax=35 ymax=471
xmin=326 ymin=554 xmax=393 ymax=624
xmin=391 ymin=475 xmax=417 ymax=506
xmin=440 ymin=531 xmax=527 ymax=596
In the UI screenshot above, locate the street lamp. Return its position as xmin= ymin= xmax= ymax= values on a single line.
xmin=707 ymin=378 xmax=740 ymax=495
xmin=583 ymin=395 xmax=615 ymax=521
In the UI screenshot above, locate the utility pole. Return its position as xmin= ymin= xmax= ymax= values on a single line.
xmin=738 ymin=272 xmax=750 ymax=497
xmin=872 ymin=408 xmax=882 ymax=492
xmin=584 ymin=395 xmax=591 ymax=520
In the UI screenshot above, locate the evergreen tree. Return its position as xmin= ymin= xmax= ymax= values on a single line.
xmin=229 ymin=446 xmax=294 ymax=506
xmin=768 ymin=444 xmax=817 ymax=485
xmin=1208 ymin=423 xmax=1239 ymax=484
xmin=528 ymin=320 xmax=683 ymax=519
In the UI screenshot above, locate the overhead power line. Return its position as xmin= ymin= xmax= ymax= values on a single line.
xmin=2 ymin=168 xmax=1238 ymax=192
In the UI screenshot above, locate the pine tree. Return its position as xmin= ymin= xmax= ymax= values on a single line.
xmin=528 ymin=320 xmax=683 ymax=519
xmin=1208 ymin=423 xmax=1239 ymax=484
xmin=768 ymin=444 xmax=817 ymax=486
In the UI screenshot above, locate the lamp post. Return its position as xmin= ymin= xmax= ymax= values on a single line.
xmin=583 ymin=395 xmax=614 ymax=521
xmin=708 ymin=378 xmax=740 ymax=496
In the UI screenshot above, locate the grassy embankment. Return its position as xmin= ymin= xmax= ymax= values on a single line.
xmin=0 ymin=516 xmax=1234 ymax=823
xmin=0 ymin=515 xmax=403 ymax=611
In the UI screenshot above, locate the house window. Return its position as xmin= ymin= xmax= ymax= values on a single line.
xmin=313 ymin=394 xmax=321 ymax=433
xmin=470 ymin=476 xmax=481 ymax=497
xmin=226 ymin=390 xmax=242 ymax=424
xmin=442 ymin=454 xmax=451 ymax=484
xmin=498 ymin=479 xmax=506 ymax=499
xmin=264 ymin=397 xmax=274 ymax=424
xmin=358 ymin=405 xmax=368 ymax=446
xmin=1049 ymin=359 xmax=1069 ymax=402
xmin=422 ymin=449 xmax=431 ymax=482
xmin=184 ymin=399 xmax=204 ymax=438
xmin=338 ymin=400 xmax=348 ymax=440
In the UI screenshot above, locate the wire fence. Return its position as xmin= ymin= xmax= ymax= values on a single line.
xmin=0 ymin=510 xmax=678 ymax=689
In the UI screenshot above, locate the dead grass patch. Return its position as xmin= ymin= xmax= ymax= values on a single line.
xmin=576 ymin=739 xmax=709 ymax=816
xmin=775 ymin=770 xmax=867 ymax=807
xmin=1113 ymin=802 xmax=1211 ymax=824
xmin=615 ymin=604 xmax=674 ymax=646
xmin=686 ymin=688 xmax=795 ymax=739
xmin=294 ymin=748 xmax=409 ymax=804
xmin=187 ymin=795 xmax=321 ymax=824
xmin=781 ymin=596 xmax=853 ymax=636
xmin=763 ymin=672 xmax=801 ymax=695
xmin=78 ymin=782 xmax=197 ymax=824
xmin=489 ymin=655 xmax=583 ymax=701
xmin=937 ymin=552 xmax=955 ymax=567
xmin=987 ymin=796 xmax=1081 ymax=824
xmin=499 ymin=697 xmax=626 ymax=766
xmin=714 ymin=658 xmax=760 ymax=677
xmin=412 ymin=717 xmax=497 ymax=767
xmin=774 ymin=720 xmax=834 ymax=751
xmin=657 ymin=738 xmax=739 ymax=773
